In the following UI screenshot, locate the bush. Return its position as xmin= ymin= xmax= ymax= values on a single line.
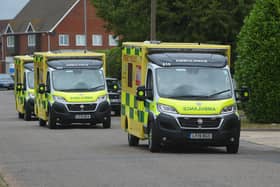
xmin=235 ymin=0 xmax=280 ymax=123
xmin=106 ymin=47 xmax=122 ymax=80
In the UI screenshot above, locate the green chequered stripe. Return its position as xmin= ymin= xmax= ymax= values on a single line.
xmin=138 ymin=110 xmax=145 ymax=123
xmin=122 ymin=92 xmax=146 ymax=124
xmin=35 ymin=55 xmax=43 ymax=63
xmin=121 ymin=104 xmax=126 ymax=115
xmin=123 ymin=47 xmax=142 ymax=56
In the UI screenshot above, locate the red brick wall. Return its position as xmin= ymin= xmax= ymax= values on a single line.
xmin=18 ymin=35 xmax=28 ymax=55
xmin=1 ymin=0 xmax=116 ymax=61
xmin=51 ymin=0 xmax=115 ymax=51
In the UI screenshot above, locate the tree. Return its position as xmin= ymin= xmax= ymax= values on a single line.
xmin=91 ymin=0 xmax=254 ymax=82
xmin=235 ymin=0 xmax=280 ymax=123
xmin=91 ymin=0 xmax=254 ymax=45
xmin=106 ymin=47 xmax=122 ymax=79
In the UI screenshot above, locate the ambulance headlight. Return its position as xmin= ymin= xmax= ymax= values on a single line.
xmin=221 ymin=105 xmax=236 ymax=114
xmin=157 ymin=104 xmax=178 ymax=114
xmin=53 ymin=96 xmax=66 ymax=103
xmin=28 ymin=93 xmax=35 ymax=99
xmin=97 ymin=95 xmax=107 ymax=103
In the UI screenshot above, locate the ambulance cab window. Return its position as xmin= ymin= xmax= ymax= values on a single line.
xmin=23 ymin=73 xmax=26 ymax=89
xmin=46 ymin=72 xmax=50 ymax=92
xmin=146 ymin=70 xmax=154 ymax=100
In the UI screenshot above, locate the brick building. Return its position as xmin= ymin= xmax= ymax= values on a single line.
xmin=0 ymin=0 xmax=117 ymax=73
xmin=0 ymin=20 xmax=10 ymax=73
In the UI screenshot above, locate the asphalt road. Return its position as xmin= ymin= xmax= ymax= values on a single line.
xmin=0 ymin=90 xmax=279 ymax=187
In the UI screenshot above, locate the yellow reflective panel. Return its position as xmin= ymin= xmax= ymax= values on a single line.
xmin=158 ymin=98 xmax=235 ymax=115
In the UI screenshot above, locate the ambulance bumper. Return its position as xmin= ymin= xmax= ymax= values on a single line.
xmin=50 ymin=101 xmax=111 ymax=124
xmin=155 ymin=113 xmax=240 ymax=146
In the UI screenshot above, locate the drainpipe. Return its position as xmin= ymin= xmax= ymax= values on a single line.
xmin=1 ymin=34 xmax=5 ymax=73
xmin=83 ymin=0 xmax=87 ymax=53
xmin=48 ymin=32 xmax=51 ymax=52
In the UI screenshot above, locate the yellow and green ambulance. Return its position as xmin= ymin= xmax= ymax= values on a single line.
xmin=121 ymin=42 xmax=249 ymax=153
xmin=34 ymin=51 xmax=111 ymax=129
xmin=14 ymin=55 xmax=35 ymax=121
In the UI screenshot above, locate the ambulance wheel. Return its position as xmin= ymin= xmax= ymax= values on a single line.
xmin=128 ymin=133 xmax=139 ymax=146
xmin=18 ymin=112 xmax=24 ymax=119
xmin=115 ymin=110 xmax=121 ymax=116
xmin=24 ymin=105 xmax=31 ymax=121
xmin=226 ymin=141 xmax=239 ymax=154
xmin=48 ymin=109 xmax=57 ymax=129
xmin=148 ymin=122 xmax=161 ymax=153
xmin=102 ymin=116 xmax=111 ymax=129
xmin=39 ymin=119 xmax=46 ymax=126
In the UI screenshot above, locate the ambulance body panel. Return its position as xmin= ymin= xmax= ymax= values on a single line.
xmin=14 ymin=56 xmax=35 ymax=121
xmin=34 ymin=52 xmax=111 ymax=129
xmin=121 ymin=42 xmax=248 ymax=153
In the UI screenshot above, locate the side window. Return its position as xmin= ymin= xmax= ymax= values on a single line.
xmin=128 ymin=63 xmax=133 ymax=88
xmin=146 ymin=70 xmax=154 ymax=100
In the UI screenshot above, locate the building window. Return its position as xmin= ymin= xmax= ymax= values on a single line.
xmin=75 ymin=34 xmax=86 ymax=46
xmin=59 ymin=34 xmax=69 ymax=46
xmin=7 ymin=36 xmax=15 ymax=48
xmin=92 ymin=34 xmax=103 ymax=46
xmin=108 ymin=34 xmax=119 ymax=46
xmin=28 ymin=34 xmax=36 ymax=47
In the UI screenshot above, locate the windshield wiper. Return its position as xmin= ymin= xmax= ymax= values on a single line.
xmin=167 ymin=95 xmax=208 ymax=99
xmin=57 ymin=85 xmax=105 ymax=92
xmin=207 ymin=89 xmax=231 ymax=98
xmin=89 ymin=85 xmax=105 ymax=91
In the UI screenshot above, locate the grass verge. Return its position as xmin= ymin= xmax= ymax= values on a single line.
xmin=0 ymin=174 xmax=7 ymax=187
xmin=241 ymin=118 xmax=280 ymax=130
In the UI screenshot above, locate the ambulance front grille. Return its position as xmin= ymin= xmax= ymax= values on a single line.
xmin=178 ymin=117 xmax=221 ymax=129
xmin=67 ymin=103 xmax=97 ymax=112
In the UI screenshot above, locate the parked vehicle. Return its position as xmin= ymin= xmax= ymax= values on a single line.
xmin=121 ymin=41 xmax=249 ymax=153
xmin=106 ymin=78 xmax=121 ymax=115
xmin=0 ymin=73 xmax=14 ymax=90
xmin=14 ymin=56 xmax=35 ymax=120
xmin=34 ymin=51 xmax=111 ymax=129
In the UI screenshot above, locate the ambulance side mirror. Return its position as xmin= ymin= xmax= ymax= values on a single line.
xmin=38 ymin=83 xmax=46 ymax=94
xmin=16 ymin=83 xmax=23 ymax=91
xmin=136 ymin=86 xmax=147 ymax=101
xmin=235 ymin=86 xmax=249 ymax=102
xmin=112 ymin=84 xmax=119 ymax=92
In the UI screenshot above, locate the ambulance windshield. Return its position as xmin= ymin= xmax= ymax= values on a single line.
xmin=156 ymin=67 xmax=232 ymax=100
xmin=52 ymin=69 xmax=105 ymax=92
xmin=27 ymin=72 xmax=34 ymax=89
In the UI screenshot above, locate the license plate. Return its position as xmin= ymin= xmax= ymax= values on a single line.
xmin=75 ymin=114 xmax=91 ymax=119
xmin=189 ymin=133 xmax=213 ymax=140
xmin=111 ymin=99 xmax=120 ymax=102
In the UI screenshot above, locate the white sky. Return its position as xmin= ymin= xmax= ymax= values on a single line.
xmin=0 ymin=0 xmax=29 ymax=20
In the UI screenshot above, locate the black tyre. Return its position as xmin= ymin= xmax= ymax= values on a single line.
xmin=226 ymin=141 xmax=239 ymax=154
xmin=148 ymin=121 xmax=161 ymax=153
xmin=128 ymin=133 xmax=139 ymax=146
xmin=39 ymin=119 xmax=46 ymax=126
xmin=18 ymin=112 xmax=24 ymax=119
xmin=102 ymin=116 xmax=111 ymax=129
xmin=24 ymin=105 xmax=32 ymax=121
xmin=48 ymin=109 xmax=57 ymax=129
